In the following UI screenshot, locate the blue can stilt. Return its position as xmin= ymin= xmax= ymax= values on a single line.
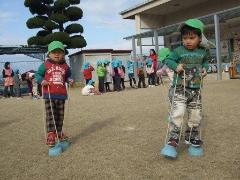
xmin=59 ymin=140 xmax=71 ymax=151
xmin=48 ymin=143 xmax=62 ymax=157
xmin=160 ymin=144 xmax=178 ymax=158
xmin=188 ymin=145 xmax=203 ymax=156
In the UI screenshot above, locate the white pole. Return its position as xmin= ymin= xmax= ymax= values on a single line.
xmin=132 ymin=37 xmax=137 ymax=59
xmin=154 ymin=30 xmax=159 ymax=53
xmin=214 ymin=14 xmax=222 ymax=80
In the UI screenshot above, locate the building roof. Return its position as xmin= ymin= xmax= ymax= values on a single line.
xmin=120 ymin=0 xmax=156 ymax=17
xmin=120 ymin=0 xmax=213 ymax=19
xmin=123 ymin=5 xmax=240 ymax=40
xmin=0 ymin=45 xmax=47 ymax=55
xmin=69 ymin=49 xmax=132 ymax=57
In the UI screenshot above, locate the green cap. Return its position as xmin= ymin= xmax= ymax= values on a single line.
xmin=182 ymin=18 xmax=204 ymax=33
xmin=48 ymin=41 xmax=65 ymax=54
xmin=158 ymin=48 xmax=170 ymax=62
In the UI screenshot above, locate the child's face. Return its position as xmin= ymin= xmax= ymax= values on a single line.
xmin=48 ymin=49 xmax=65 ymax=62
xmin=182 ymin=32 xmax=201 ymax=50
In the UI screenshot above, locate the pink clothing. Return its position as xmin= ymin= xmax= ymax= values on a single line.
xmin=3 ymin=68 xmax=14 ymax=86
xmin=146 ymin=65 xmax=154 ymax=75
xmin=118 ymin=67 xmax=125 ymax=78
xmin=156 ymin=64 xmax=174 ymax=85
xmin=150 ymin=54 xmax=157 ymax=70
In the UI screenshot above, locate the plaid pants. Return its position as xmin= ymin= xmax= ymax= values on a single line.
xmin=168 ymin=86 xmax=202 ymax=140
xmin=45 ymin=99 xmax=65 ymax=133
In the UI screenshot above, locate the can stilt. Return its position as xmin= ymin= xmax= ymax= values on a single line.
xmin=160 ymin=144 xmax=178 ymax=158
xmin=188 ymin=145 xmax=203 ymax=156
xmin=48 ymin=143 xmax=62 ymax=157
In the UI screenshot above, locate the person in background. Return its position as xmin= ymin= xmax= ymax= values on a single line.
xmin=119 ymin=61 xmax=126 ymax=90
xmin=82 ymin=62 xmax=94 ymax=85
xmin=127 ymin=60 xmax=137 ymax=88
xmin=96 ymin=60 xmax=106 ymax=93
xmin=137 ymin=60 xmax=146 ymax=88
xmin=13 ymin=69 xmax=22 ymax=99
xmin=156 ymin=48 xmax=174 ymax=86
xmin=21 ymin=71 xmax=40 ymax=99
xmin=149 ymin=49 xmax=159 ymax=85
xmin=112 ymin=60 xmax=121 ymax=91
xmin=81 ymin=80 xmax=101 ymax=96
xmin=104 ymin=60 xmax=112 ymax=92
xmin=2 ymin=62 xmax=14 ymax=98
xmin=146 ymin=58 xmax=155 ymax=87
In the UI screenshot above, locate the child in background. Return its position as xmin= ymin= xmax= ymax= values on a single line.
xmin=164 ymin=19 xmax=209 ymax=150
xmin=149 ymin=49 xmax=159 ymax=85
xmin=119 ymin=61 xmax=125 ymax=90
xmin=137 ymin=60 xmax=146 ymax=88
xmin=156 ymin=48 xmax=174 ymax=86
xmin=104 ymin=60 xmax=112 ymax=92
xmin=35 ymin=41 xmax=73 ymax=147
xmin=96 ymin=61 xmax=106 ymax=93
xmin=112 ymin=60 xmax=121 ymax=91
xmin=2 ymin=62 xmax=15 ymax=98
xmin=81 ymin=80 xmax=101 ymax=96
xmin=127 ymin=60 xmax=137 ymax=88
xmin=146 ymin=58 xmax=155 ymax=87
xmin=82 ymin=62 xmax=94 ymax=85
xmin=14 ymin=69 xmax=22 ymax=99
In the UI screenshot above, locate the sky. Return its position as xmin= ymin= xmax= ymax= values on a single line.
xmin=0 ymin=0 xmax=147 ymax=72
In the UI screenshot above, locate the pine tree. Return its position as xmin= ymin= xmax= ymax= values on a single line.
xmin=24 ymin=0 xmax=87 ymax=50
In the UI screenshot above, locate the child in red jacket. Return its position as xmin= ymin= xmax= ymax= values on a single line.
xmin=36 ymin=41 xmax=73 ymax=147
xmin=82 ymin=62 xmax=94 ymax=85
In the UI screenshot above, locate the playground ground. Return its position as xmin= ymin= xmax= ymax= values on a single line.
xmin=0 ymin=74 xmax=240 ymax=180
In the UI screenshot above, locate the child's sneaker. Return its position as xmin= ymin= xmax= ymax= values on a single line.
xmin=184 ymin=136 xmax=192 ymax=145
xmin=46 ymin=132 xmax=56 ymax=147
xmin=190 ymin=138 xmax=203 ymax=147
xmin=167 ymin=137 xmax=179 ymax=147
xmin=58 ymin=132 xmax=68 ymax=141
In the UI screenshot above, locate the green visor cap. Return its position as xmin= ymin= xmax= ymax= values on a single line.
xmin=158 ymin=48 xmax=170 ymax=62
xmin=180 ymin=19 xmax=204 ymax=33
xmin=48 ymin=41 xmax=65 ymax=54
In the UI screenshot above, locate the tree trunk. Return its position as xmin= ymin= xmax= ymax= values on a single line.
xmin=59 ymin=23 xmax=64 ymax=32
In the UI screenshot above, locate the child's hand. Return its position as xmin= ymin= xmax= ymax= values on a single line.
xmin=201 ymin=68 xmax=207 ymax=77
xmin=176 ymin=64 xmax=184 ymax=74
xmin=41 ymin=80 xmax=49 ymax=86
xmin=68 ymin=79 xmax=74 ymax=85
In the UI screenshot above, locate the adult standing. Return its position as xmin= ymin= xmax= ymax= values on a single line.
xmin=2 ymin=62 xmax=15 ymax=98
xmin=149 ymin=49 xmax=159 ymax=85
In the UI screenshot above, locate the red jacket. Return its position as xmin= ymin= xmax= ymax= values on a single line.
xmin=150 ymin=54 xmax=157 ymax=70
xmin=42 ymin=59 xmax=70 ymax=99
xmin=83 ymin=65 xmax=94 ymax=80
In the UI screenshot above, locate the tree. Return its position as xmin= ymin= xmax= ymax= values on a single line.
xmin=24 ymin=0 xmax=87 ymax=50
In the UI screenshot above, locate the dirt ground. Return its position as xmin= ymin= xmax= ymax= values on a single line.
xmin=0 ymin=74 xmax=240 ymax=180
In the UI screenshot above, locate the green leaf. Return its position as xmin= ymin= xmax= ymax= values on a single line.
xmin=68 ymin=35 xmax=87 ymax=48
xmin=50 ymin=13 xmax=69 ymax=24
xmin=45 ymin=32 xmax=71 ymax=45
xmin=24 ymin=0 xmax=41 ymax=7
xmin=54 ymin=0 xmax=70 ymax=10
xmin=65 ymin=6 xmax=82 ymax=21
xmin=41 ymin=0 xmax=54 ymax=4
xmin=65 ymin=23 xmax=83 ymax=34
xmin=27 ymin=36 xmax=45 ymax=45
xmin=29 ymin=4 xmax=48 ymax=15
xmin=37 ymin=30 xmax=51 ymax=37
xmin=68 ymin=0 xmax=80 ymax=5
xmin=26 ymin=16 xmax=48 ymax=29
xmin=44 ymin=20 xmax=59 ymax=30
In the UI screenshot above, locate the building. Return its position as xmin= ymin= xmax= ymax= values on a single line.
xmin=120 ymin=0 xmax=240 ymax=79
xmin=69 ymin=49 xmax=132 ymax=85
